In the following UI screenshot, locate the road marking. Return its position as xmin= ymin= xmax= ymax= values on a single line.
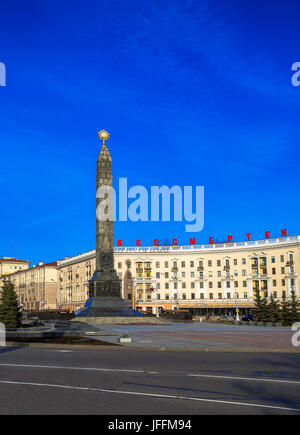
xmin=0 ymin=379 xmax=299 ymax=412
xmin=188 ymin=374 xmax=300 ymax=385
xmin=0 ymin=363 xmax=144 ymax=374
xmin=46 ymin=350 xmax=74 ymax=353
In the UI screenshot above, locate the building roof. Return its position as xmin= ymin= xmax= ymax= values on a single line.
xmin=0 ymin=257 xmax=30 ymax=263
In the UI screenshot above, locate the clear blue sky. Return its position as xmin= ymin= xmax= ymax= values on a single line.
xmin=0 ymin=0 xmax=299 ymax=264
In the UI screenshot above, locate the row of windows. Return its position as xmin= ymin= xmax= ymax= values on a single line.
xmin=135 ymin=290 xmax=287 ymax=301
xmin=118 ymin=254 xmax=293 ymax=270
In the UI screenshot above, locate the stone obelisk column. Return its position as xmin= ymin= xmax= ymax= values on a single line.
xmin=74 ymin=130 xmax=145 ymax=320
xmin=88 ymin=129 xmax=121 ymax=300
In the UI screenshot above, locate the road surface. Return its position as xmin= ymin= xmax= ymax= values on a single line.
xmin=1 ymin=346 xmax=300 ymax=415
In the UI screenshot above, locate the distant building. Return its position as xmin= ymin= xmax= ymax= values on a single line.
xmin=0 ymin=257 xmax=30 ymax=277
xmin=57 ymin=235 xmax=299 ymax=315
xmin=0 ymin=262 xmax=58 ymax=311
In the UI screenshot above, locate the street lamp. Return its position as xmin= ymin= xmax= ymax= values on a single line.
xmin=150 ymin=286 xmax=159 ymax=318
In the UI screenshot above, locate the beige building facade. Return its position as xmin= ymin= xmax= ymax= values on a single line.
xmin=0 ymin=262 xmax=58 ymax=311
xmin=57 ymin=235 xmax=299 ymax=315
xmin=0 ymin=257 xmax=30 ymax=277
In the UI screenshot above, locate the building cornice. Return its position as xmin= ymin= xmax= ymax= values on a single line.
xmin=56 ymin=236 xmax=300 ymax=268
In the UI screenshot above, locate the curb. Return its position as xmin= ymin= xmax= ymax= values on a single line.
xmin=4 ymin=342 xmax=300 ymax=353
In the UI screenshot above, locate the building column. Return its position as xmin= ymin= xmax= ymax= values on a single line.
xmin=248 ymin=279 xmax=253 ymax=298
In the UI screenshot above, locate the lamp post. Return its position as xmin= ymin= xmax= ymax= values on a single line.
xmin=150 ymin=286 xmax=159 ymax=318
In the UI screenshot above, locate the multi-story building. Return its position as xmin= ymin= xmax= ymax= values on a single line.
xmin=57 ymin=235 xmax=299 ymax=315
xmin=0 ymin=262 xmax=58 ymax=311
xmin=0 ymin=257 xmax=30 ymax=277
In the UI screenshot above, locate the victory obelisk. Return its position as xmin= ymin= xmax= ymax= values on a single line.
xmin=89 ymin=129 xmax=122 ymax=299
xmin=75 ymin=130 xmax=142 ymax=321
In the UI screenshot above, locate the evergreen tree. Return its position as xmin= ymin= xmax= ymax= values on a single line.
xmin=260 ymin=295 xmax=269 ymax=322
xmin=288 ymin=287 xmax=300 ymax=325
xmin=268 ymin=294 xmax=281 ymax=323
xmin=0 ymin=281 xmax=22 ymax=328
xmin=253 ymin=288 xmax=263 ymax=321
xmin=280 ymin=291 xmax=290 ymax=327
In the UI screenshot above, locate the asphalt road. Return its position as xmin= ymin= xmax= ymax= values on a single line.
xmin=0 ymin=346 xmax=300 ymax=415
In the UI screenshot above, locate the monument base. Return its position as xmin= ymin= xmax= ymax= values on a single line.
xmin=74 ymin=297 xmax=144 ymax=318
xmin=72 ymin=316 xmax=163 ymax=325
xmin=72 ymin=297 xmax=164 ymax=324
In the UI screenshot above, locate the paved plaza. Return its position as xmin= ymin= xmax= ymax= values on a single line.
xmin=94 ymin=322 xmax=300 ymax=351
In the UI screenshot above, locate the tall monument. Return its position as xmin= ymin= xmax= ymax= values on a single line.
xmin=75 ymin=130 xmax=142 ymax=320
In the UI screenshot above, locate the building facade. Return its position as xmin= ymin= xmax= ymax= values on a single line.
xmin=0 ymin=262 xmax=58 ymax=311
xmin=0 ymin=257 xmax=30 ymax=277
xmin=57 ymin=235 xmax=299 ymax=315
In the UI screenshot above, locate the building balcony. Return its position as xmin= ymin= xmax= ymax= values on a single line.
xmin=224 ymin=266 xmax=230 ymax=270
xmin=197 ymin=265 xmax=204 ymax=271
xmin=286 ymin=260 xmax=294 ymax=266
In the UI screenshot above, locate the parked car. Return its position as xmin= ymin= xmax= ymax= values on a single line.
xmin=242 ymin=314 xmax=254 ymax=321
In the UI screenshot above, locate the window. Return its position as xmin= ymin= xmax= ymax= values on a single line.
xmin=200 ymin=293 xmax=205 ymax=299
xmin=217 ymin=271 xmax=221 ymax=277
xmin=242 ymin=270 xmax=246 ymax=276
xmin=165 ymin=294 xmax=169 ymax=300
xmin=157 ymin=293 xmax=161 ymax=300
xmin=191 ymin=282 xmax=195 ymax=289
xmin=200 ymin=282 xmax=204 ymax=289
xmin=281 ymin=267 xmax=285 ymax=274
xmin=174 ymin=282 xmax=178 ymax=289
xmin=242 ymin=258 xmax=246 ymax=265
xmin=182 ymin=282 xmax=186 ymax=289
xmin=190 ymin=261 xmax=194 ymax=267
xmin=280 ymin=255 xmax=284 ymax=262
xmin=273 ymin=280 xmax=277 ymax=286
xmin=208 ymin=260 xmax=212 ymax=267
xmin=209 ymin=293 xmax=213 ymax=299
xmin=182 ymin=272 xmax=186 ymax=278
xmin=156 ymin=262 xmax=160 ymax=268
xmin=165 ymin=262 xmax=168 ymax=268
xmin=244 ymin=292 xmax=247 ymax=298
xmin=157 ymin=283 xmax=160 ymax=289
xmin=226 ymin=281 xmax=230 ymax=288
xmin=218 ymin=293 xmax=222 ymax=299
xmin=191 ymin=293 xmax=195 ymax=300
xmin=243 ymin=281 xmax=247 ymax=287
xmin=234 ymin=259 xmax=237 ymax=266
xmin=165 ymin=272 xmax=169 ymax=278
xmin=209 ymin=282 xmax=213 ymax=288
xmin=156 ymin=272 xmax=160 ymax=278
xmin=234 ymin=281 xmax=238 ymax=288
xmin=165 ymin=283 xmax=169 ymax=289
xmin=217 ymin=260 xmax=221 ymax=267
xmin=273 ymin=291 xmax=277 ymax=298
xmin=191 ymin=272 xmax=194 ymax=278
xmin=234 ymin=271 xmax=238 ymax=277
xmin=235 ymin=292 xmax=239 ymax=298
xmin=282 ymin=291 xmax=286 ymax=298
xmin=209 ymin=271 xmax=213 ymax=278
xmin=181 ymin=261 xmax=185 ymax=268
xmin=271 ymin=257 xmax=275 ymax=263
xmin=227 ymin=293 xmax=231 ymax=299
xmin=272 ymin=268 xmax=276 ymax=275
xmin=182 ymin=293 xmax=186 ymax=300
xmin=282 ymin=279 xmax=285 ymax=286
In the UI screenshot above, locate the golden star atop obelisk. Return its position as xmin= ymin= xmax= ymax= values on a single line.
xmin=98 ymin=129 xmax=110 ymax=146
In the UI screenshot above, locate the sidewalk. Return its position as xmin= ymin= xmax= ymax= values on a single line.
xmin=92 ymin=322 xmax=300 ymax=352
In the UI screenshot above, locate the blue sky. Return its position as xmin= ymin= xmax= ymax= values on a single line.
xmin=0 ymin=0 xmax=299 ymax=264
